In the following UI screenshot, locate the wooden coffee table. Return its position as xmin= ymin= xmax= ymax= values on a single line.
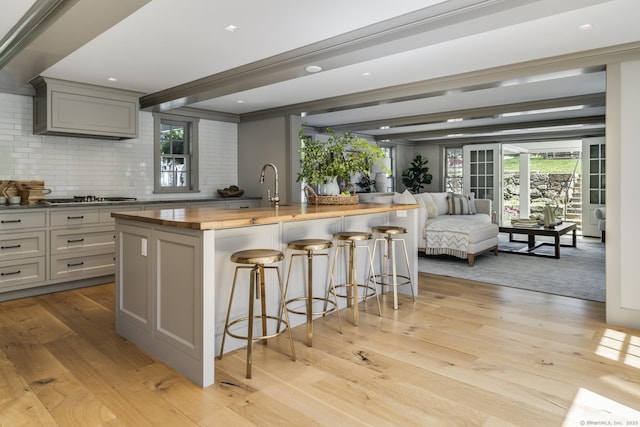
xmin=498 ymin=222 xmax=577 ymax=259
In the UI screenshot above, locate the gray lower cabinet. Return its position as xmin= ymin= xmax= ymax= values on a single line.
xmin=0 ymin=206 xmax=141 ymax=298
xmin=0 ymin=212 xmax=46 ymax=292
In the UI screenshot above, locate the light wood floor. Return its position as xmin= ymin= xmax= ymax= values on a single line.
xmin=1 ymin=273 xmax=640 ymax=426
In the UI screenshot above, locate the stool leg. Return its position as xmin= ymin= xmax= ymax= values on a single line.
xmin=389 ymin=236 xmax=399 ymax=310
xmin=400 ymin=238 xmax=416 ymax=302
xmin=321 ymin=252 xmax=343 ymax=334
xmin=259 ymin=265 xmax=268 ymax=344
xmin=350 ymin=241 xmax=359 ymax=326
xmin=275 ymin=266 xmax=296 ymax=362
xmin=246 ymin=266 xmax=258 ymax=379
xmin=365 ymin=245 xmax=382 ymax=317
xmin=306 ymin=250 xmax=313 ymax=346
xmin=219 ymin=266 xmax=241 ymax=360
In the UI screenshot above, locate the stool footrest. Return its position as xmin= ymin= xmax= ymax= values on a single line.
xmin=225 ymin=315 xmax=289 ymax=341
xmin=371 ymin=273 xmax=412 ymax=288
xmin=331 ymin=283 xmax=378 ymax=300
xmin=285 ymin=296 xmax=338 ymax=317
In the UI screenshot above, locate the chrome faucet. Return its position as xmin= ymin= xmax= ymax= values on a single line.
xmin=259 ymin=163 xmax=279 ymax=206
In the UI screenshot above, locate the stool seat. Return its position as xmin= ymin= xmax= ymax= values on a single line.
xmin=333 ymin=231 xmax=372 ymax=241
xmin=231 ymin=249 xmax=284 ymax=265
xmin=287 ymin=239 xmax=332 ymax=251
xmin=371 ymin=225 xmax=407 ymax=235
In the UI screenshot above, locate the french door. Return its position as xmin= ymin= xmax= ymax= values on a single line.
xmin=582 ymin=137 xmax=606 ymax=237
xmin=463 ymin=144 xmax=502 ymax=222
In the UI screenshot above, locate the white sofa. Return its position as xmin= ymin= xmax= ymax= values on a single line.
xmin=412 ymin=192 xmax=499 ymax=266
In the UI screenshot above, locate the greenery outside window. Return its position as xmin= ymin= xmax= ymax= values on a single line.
xmin=154 ymin=113 xmax=199 ymax=193
xmin=445 ymin=147 xmax=463 ymax=193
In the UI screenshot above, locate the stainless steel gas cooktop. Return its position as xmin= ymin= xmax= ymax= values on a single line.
xmin=45 ymin=196 xmax=137 ymax=205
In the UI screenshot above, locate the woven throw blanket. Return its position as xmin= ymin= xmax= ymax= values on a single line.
xmin=425 ymin=220 xmax=484 ymax=259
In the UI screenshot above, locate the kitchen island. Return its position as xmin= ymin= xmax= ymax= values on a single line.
xmin=112 ymin=203 xmax=419 ymax=387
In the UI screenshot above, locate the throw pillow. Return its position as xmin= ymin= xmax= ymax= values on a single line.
xmin=425 ymin=200 xmax=438 ymax=218
xmin=393 ymin=190 xmax=417 ymax=205
xmin=466 ymin=193 xmax=477 ymax=214
xmin=447 ymin=193 xmax=473 ymax=215
xmin=430 ymin=192 xmax=450 ymax=215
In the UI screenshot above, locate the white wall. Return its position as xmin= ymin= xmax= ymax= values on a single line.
xmin=606 ymin=60 xmax=640 ymax=328
xmin=0 ymin=93 xmax=238 ymax=200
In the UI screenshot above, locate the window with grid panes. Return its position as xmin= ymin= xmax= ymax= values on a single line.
xmin=154 ymin=113 xmax=199 ymax=193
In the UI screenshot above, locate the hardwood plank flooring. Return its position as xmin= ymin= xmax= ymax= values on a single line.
xmin=1 ymin=273 xmax=639 ymax=426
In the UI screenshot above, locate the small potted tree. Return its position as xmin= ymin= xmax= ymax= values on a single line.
xmin=401 ymin=154 xmax=432 ymax=193
xmin=297 ymin=128 xmax=387 ymax=202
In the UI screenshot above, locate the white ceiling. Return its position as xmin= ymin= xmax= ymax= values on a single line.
xmin=2 ymin=0 xmax=639 ymax=143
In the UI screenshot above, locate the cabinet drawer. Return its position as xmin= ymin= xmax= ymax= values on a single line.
xmin=0 ymin=212 xmax=46 ymax=231
xmin=0 ymin=257 xmax=45 ymax=291
xmin=0 ymin=231 xmax=46 ymax=261
xmin=50 ymin=210 xmax=100 ymax=227
xmin=50 ymin=226 xmax=115 ymax=255
xmin=50 ymin=253 xmax=115 ymax=280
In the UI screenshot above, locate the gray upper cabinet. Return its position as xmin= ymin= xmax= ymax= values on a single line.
xmin=30 ymin=76 xmax=141 ymax=140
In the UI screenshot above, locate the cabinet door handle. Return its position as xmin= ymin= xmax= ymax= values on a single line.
xmin=67 ymin=238 xmax=85 ymax=243
xmin=1 ymin=219 xmax=21 ymax=223
xmin=1 ymin=244 xmax=21 ymax=249
xmin=67 ymin=261 xmax=84 ymax=267
xmin=1 ymin=270 xmax=21 ymax=276
xmin=67 ymin=216 xmax=84 ymax=220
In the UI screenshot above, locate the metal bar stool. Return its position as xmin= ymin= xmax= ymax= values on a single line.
xmin=370 ymin=225 xmax=415 ymax=310
xmin=219 ymin=249 xmax=296 ymax=379
xmin=283 ymin=239 xmax=342 ymax=347
xmin=329 ymin=232 xmax=381 ymax=326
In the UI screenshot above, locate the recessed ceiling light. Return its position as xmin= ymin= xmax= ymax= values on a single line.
xmin=305 ymin=65 xmax=322 ymax=73
xmin=225 ymin=25 xmax=239 ymax=32
xmin=236 ymin=100 xmax=244 ymax=103
xmin=379 ymin=125 xmax=390 ymax=130
xmin=107 ymin=77 xmax=118 ymax=82
xmin=579 ymin=23 xmax=593 ymax=31
xmin=362 ymin=72 xmax=371 ymax=77
xmin=447 ymin=118 xmax=463 ymax=123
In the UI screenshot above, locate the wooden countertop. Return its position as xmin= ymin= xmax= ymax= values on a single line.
xmin=111 ymin=203 xmax=418 ymax=231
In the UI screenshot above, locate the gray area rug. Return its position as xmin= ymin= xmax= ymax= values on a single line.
xmin=418 ymin=234 xmax=605 ymax=302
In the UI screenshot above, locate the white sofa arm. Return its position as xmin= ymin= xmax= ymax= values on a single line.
xmin=474 ymin=199 xmax=492 ymax=216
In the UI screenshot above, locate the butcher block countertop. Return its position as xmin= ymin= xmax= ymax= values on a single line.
xmin=111 ymin=203 xmax=418 ymax=231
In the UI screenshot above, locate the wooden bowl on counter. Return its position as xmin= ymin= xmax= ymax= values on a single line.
xmin=217 ymin=189 xmax=244 ymax=198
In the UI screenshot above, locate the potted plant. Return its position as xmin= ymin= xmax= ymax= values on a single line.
xmin=401 ymin=154 xmax=432 ymax=193
xmin=297 ymin=128 xmax=388 ymax=196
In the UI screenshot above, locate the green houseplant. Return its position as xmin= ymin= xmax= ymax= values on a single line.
xmin=401 ymin=154 xmax=432 ymax=193
xmin=297 ymin=128 xmax=388 ymax=195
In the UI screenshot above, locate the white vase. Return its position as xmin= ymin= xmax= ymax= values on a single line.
xmin=374 ymin=172 xmax=387 ymax=192
xmin=320 ymin=177 xmax=340 ymax=196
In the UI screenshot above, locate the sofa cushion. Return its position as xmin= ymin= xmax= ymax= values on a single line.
xmin=447 ymin=193 xmax=473 ymax=215
xmin=430 ymin=192 xmax=450 ymax=215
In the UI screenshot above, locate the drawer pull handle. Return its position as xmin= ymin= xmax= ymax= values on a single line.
xmin=67 ymin=216 xmax=85 ymax=220
xmin=1 ymin=270 xmax=21 ymax=276
xmin=1 ymin=244 xmax=21 ymax=249
xmin=67 ymin=238 xmax=85 ymax=243
xmin=1 ymin=219 xmax=21 ymax=224
xmin=67 ymin=261 xmax=84 ymax=267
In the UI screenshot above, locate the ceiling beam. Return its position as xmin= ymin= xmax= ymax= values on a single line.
xmin=325 ymin=93 xmax=606 ymax=132
xmin=379 ymin=115 xmax=605 ymax=141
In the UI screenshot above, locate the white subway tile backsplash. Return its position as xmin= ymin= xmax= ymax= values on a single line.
xmin=0 ymin=93 xmax=238 ymax=199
